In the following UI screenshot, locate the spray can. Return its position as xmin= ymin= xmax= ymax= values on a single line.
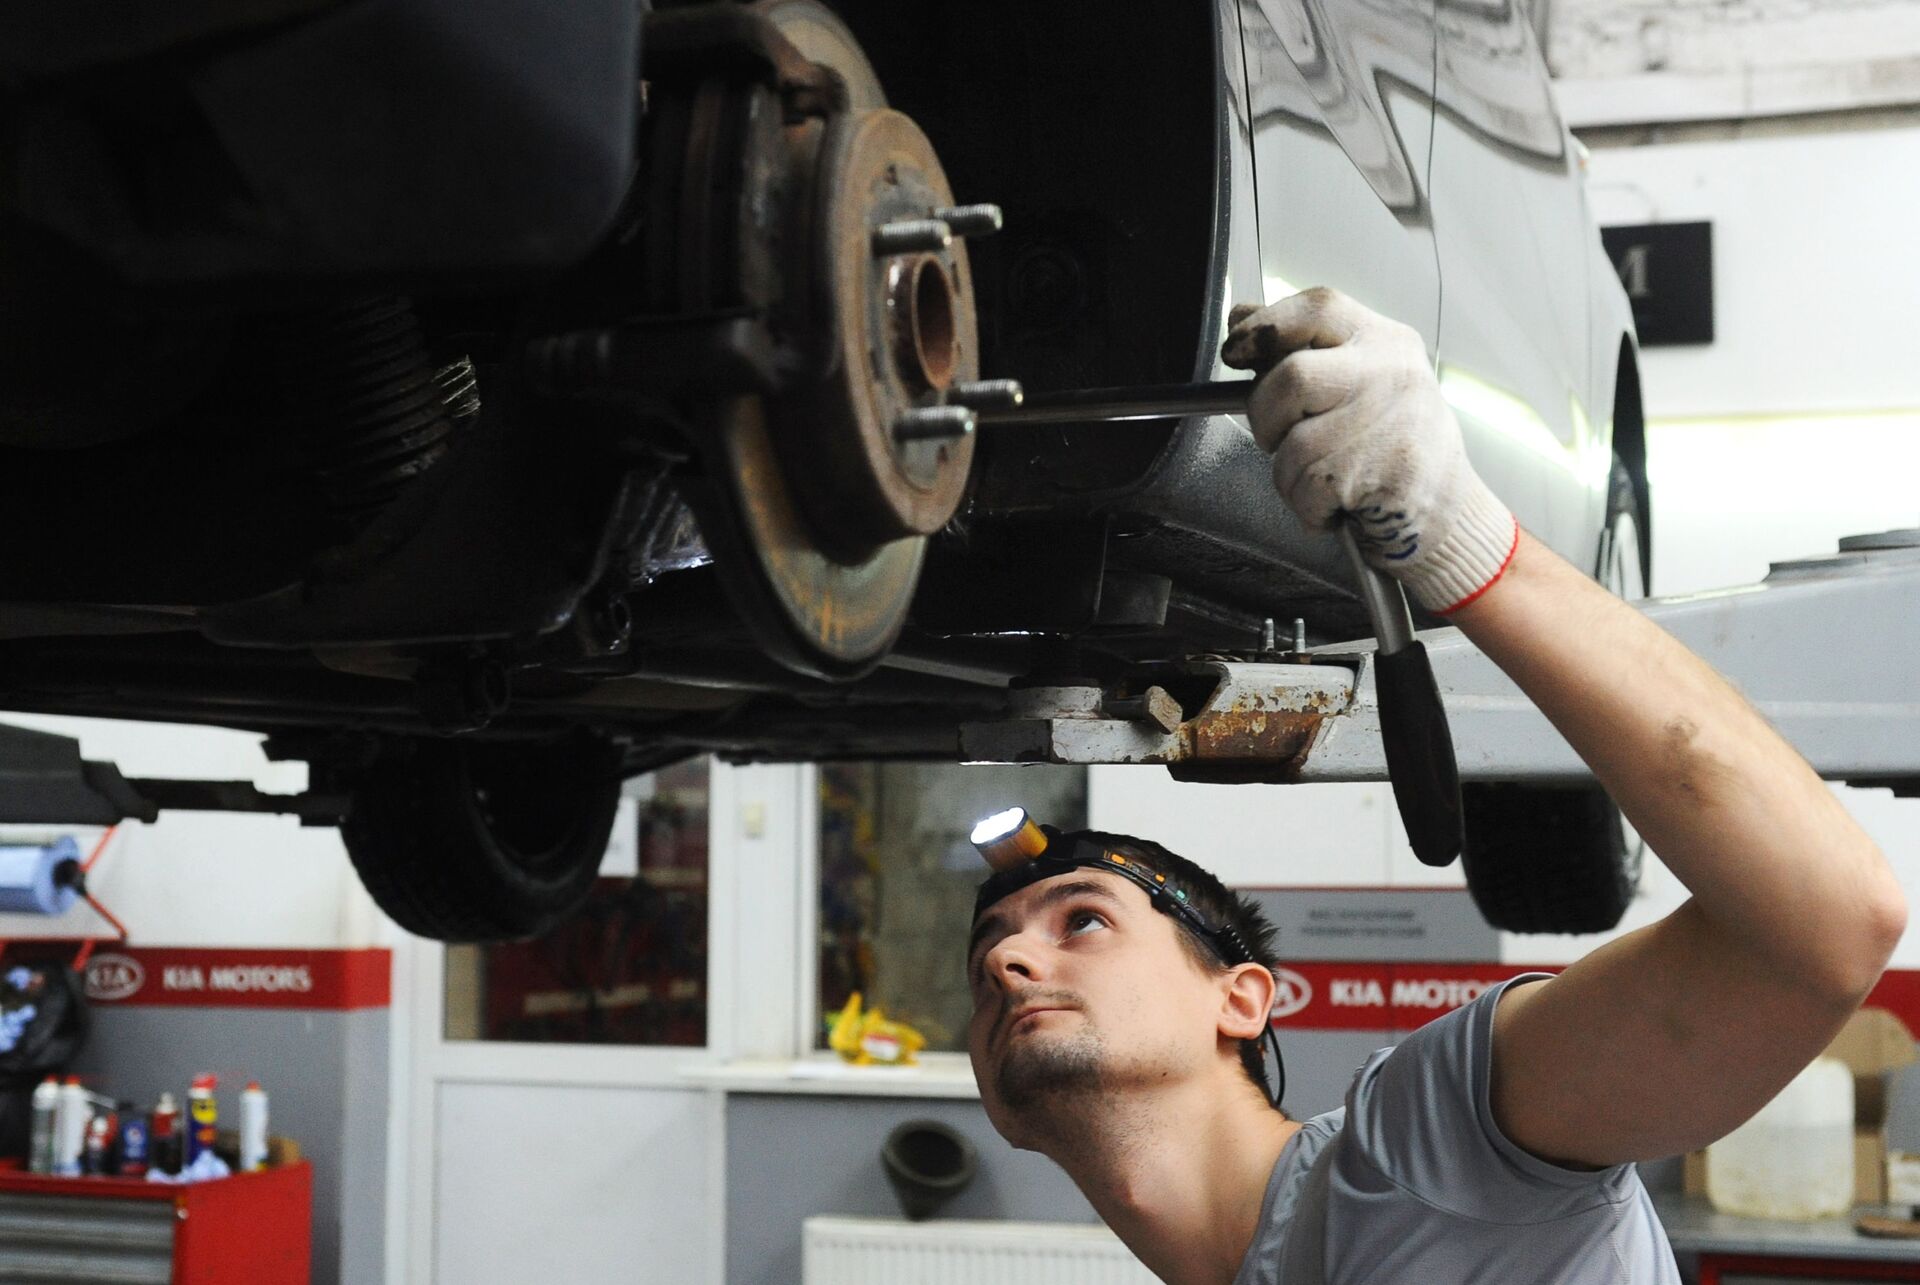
xmin=185 ymin=1074 xmax=218 ymax=1167
xmin=239 ymin=1081 xmax=269 ymax=1172
xmin=53 ymin=1077 xmax=87 ymax=1177
xmin=82 ymin=1109 xmax=116 ymax=1175
xmin=118 ymin=1110 xmax=150 ymax=1177
xmin=28 ymin=1076 xmax=58 ymax=1173
xmin=150 ymin=1093 xmax=181 ymax=1176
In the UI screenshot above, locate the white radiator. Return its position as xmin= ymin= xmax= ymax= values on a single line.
xmin=802 ymin=1216 xmax=1160 ymax=1284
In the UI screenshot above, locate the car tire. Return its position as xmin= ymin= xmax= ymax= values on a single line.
xmin=1459 ymin=457 xmax=1648 ymax=934
xmin=340 ymin=733 xmax=623 ymax=942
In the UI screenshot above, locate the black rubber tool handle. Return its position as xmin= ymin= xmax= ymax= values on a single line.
xmin=1338 ymin=524 xmax=1463 ymax=867
xmin=1373 ymin=639 xmax=1465 ymax=866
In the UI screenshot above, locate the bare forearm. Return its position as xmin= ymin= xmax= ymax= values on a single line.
xmin=1451 ymin=532 xmax=1905 ymax=998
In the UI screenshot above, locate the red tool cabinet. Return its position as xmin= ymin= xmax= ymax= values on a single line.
xmin=0 ymin=1160 xmax=310 ymax=1284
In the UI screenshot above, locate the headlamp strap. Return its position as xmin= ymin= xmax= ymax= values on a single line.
xmin=1085 ymin=849 xmax=1252 ymax=969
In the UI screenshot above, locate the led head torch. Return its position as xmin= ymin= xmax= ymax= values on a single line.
xmin=970 ymin=807 xmax=1050 ymax=872
xmin=969 ymin=807 xmax=1286 ymax=1107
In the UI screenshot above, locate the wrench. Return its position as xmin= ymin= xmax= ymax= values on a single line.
xmin=975 ymin=379 xmax=1464 ymax=867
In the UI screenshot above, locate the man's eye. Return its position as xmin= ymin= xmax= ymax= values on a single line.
xmin=1066 ymin=910 xmax=1107 ymax=937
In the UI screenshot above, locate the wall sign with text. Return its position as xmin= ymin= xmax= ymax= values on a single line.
xmin=1600 ymin=220 xmax=1714 ymax=347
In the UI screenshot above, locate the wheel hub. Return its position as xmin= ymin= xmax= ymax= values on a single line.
xmin=785 ymin=104 xmax=981 ymax=556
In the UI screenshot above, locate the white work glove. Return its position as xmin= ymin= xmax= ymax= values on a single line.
xmin=1221 ymin=287 xmax=1518 ymax=614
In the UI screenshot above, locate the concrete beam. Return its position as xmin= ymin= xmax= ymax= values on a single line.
xmin=1550 ymin=0 xmax=1920 ymax=126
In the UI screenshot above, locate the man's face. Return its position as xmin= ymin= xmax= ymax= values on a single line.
xmin=965 ymin=868 xmax=1228 ymax=1144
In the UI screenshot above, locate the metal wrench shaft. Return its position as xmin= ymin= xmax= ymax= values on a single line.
xmin=975 ymin=380 xmax=1255 ymax=426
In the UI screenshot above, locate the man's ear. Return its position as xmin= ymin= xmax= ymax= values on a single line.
xmin=1218 ymin=962 xmax=1275 ymax=1042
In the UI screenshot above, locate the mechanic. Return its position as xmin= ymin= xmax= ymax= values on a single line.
xmin=962 ymin=287 xmax=1909 ymax=1284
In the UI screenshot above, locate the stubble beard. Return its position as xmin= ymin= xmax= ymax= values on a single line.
xmin=995 ymin=1021 xmax=1105 ymax=1113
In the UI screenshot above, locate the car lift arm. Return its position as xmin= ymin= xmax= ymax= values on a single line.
xmin=0 ymin=723 xmax=349 ymax=827
xmin=959 ymin=531 xmax=1920 ymax=793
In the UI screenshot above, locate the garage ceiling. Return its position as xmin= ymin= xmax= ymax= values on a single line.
xmin=1547 ymin=0 xmax=1920 ymax=126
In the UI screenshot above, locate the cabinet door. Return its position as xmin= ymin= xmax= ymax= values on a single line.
xmin=1429 ymin=2 xmax=1607 ymax=560
xmin=1236 ymin=0 xmax=1441 ymax=344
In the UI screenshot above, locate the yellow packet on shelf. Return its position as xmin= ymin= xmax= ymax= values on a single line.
xmin=827 ymin=992 xmax=928 ymax=1066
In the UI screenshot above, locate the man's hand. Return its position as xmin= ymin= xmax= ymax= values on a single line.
xmin=1222 ymin=287 xmax=1517 ymax=614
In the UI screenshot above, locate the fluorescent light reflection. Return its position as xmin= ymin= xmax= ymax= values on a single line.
xmin=1439 ymin=365 xmax=1567 ymax=466
xmin=1648 ymin=408 xmax=1920 ymax=595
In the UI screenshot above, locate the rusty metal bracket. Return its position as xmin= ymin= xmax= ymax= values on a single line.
xmin=961 ymin=662 xmax=1356 ymax=784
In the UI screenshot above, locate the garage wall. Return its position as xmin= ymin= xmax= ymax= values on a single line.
xmin=723 ymin=1095 xmax=1094 ymax=1285
xmin=0 ymin=712 xmax=402 ymax=1284
xmin=435 ymin=1083 xmax=711 ymax=1284
xmin=0 ymin=712 xmax=382 ymax=948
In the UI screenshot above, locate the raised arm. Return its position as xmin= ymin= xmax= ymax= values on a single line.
xmin=1224 ymin=288 xmax=1908 ymax=1169
xmin=1452 ymin=531 xmax=1905 ymax=1167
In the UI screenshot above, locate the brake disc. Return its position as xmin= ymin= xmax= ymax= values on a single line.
xmin=630 ymin=0 xmax=992 ymax=680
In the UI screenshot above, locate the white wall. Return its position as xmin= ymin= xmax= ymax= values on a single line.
xmin=431 ymin=1083 xmax=712 ymax=1284
xmin=0 ymin=713 xmax=389 ymax=949
xmin=1585 ymin=124 xmax=1920 ymax=422
xmin=1088 ymin=776 xmax=1445 ymax=891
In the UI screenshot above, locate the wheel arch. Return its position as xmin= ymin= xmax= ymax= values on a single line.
xmin=826 ymin=0 xmax=1222 ymax=509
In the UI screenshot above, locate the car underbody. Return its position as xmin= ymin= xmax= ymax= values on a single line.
xmin=0 ymin=0 xmax=1384 ymax=769
xmin=1 ymin=0 xmax=1648 ymax=939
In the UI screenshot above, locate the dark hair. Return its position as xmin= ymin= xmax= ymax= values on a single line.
xmin=983 ymin=826 xmax=1285 ymax=1111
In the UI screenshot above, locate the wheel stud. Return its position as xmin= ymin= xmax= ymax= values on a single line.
xmin=932 ymin=204 xmax=1003 ymax=238
xmin=893 ymin=406 xmax=977 ymax=442
xmin=872 ymin=219 xmax=953 ymax=256
xmin=945 ymin=379 xmax=1024 ymax=411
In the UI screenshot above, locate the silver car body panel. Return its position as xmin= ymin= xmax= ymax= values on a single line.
xmin=1114 ymin=0 xmax=1632 ymax=603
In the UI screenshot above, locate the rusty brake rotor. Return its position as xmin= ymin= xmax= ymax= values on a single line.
xmin=627 ymin=0 xmax=1000 ymax=679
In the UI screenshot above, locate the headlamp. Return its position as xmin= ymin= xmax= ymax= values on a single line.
xmin=970 ymin=807 xmax=1049 ymax=872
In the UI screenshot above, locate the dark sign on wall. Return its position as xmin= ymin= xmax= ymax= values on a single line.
xmin=1600 ymin=220 xmax=1714 ymax=346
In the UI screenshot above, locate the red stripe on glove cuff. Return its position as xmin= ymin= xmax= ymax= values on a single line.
xmin=1433 ymin=515 xmax=1521 ymax=616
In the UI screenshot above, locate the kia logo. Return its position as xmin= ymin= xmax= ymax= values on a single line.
xmin=1269 ymin=966 xmax=1312 ymax=1020
xmin=84 ymin=953 xmax=145 ymax=1003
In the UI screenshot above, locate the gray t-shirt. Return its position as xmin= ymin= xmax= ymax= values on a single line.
xmin=1234 ymin=974 xmax=1681 ymax=1284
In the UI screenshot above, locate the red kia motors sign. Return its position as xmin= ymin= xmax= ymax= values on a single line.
xmin=82 ymin=947 xmax=390 ymax=1010
xmin=1270 ymin=962 xmax=1561 ymax=1031
xmin=1271 ymin=962 xmax=1920 ymax=1036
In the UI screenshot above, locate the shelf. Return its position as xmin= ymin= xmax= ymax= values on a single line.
xmin=684 ymin=1054 xmax=980 ymax=1099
